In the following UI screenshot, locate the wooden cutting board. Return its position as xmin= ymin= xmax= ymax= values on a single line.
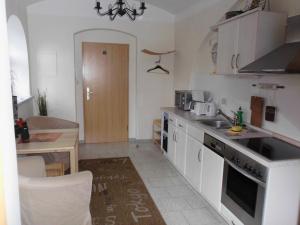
xmin=250 ymin=96 xmax=264 ymax=127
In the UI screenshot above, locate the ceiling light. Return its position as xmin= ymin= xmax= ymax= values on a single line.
xmin=94 ymin=0 xmax=147 ymax=21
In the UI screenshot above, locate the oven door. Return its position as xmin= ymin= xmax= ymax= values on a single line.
xmin=221 ymin=159 xmax=266 ymax=225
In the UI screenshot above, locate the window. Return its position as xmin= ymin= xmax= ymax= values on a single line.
xmin=7 ymin=15 xmax=31 ymax=103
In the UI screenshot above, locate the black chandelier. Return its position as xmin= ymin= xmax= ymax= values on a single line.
xmin=94 ymin=0 xmax=147 ymax=21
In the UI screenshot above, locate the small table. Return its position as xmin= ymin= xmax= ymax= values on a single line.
xmin=16 ymin=128 xmax=79 ymax=174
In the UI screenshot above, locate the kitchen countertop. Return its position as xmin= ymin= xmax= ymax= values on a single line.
xmin=161 ymin=107 xmax=300 ymax=168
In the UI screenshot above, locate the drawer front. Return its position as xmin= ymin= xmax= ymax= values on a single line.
xmin=176 ymin=119 xmax=187 ymax=132
xmin=187 ymin=125 xmax=204 ymax=143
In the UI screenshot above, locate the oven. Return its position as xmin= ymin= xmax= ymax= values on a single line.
xmin=222 ymin=146 xmax=268 ymax=225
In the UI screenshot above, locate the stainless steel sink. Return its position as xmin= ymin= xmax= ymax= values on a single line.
xmin=200 ymin=120 xmax=232 ymax=129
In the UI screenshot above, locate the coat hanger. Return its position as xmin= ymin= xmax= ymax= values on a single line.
xmin=142 ymin=49 xmax=175 ymax=75
xmin=146 ymin=55 xmax=170 ymax=74
xmin=147 ymin=64 xmax=170 ymax=74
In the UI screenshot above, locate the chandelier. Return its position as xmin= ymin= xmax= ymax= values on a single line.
xmin=94 ymin=0 xmax=147 ymax=21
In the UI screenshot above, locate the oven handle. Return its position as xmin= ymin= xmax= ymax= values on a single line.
xmin=225 ymin=159 xmax=266 ymax=188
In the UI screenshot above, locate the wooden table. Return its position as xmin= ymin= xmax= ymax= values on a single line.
xmin=16 ymin=128 xmax=79 ymax=174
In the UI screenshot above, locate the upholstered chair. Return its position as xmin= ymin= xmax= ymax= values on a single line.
xmin=17 ymin=156 xmax=93 ymax=225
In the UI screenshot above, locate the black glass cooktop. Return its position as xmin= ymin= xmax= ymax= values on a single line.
xmin=234 ymin=137 xmax=300 ymax=161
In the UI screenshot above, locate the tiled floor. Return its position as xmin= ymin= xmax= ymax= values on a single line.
xmin=79 ymin=142 xmax=228 ymax=225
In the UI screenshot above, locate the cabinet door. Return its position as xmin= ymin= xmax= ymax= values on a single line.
xmin=185 ymin=135 xmax=203 ymax=192
xmin=167 ymin=124 xmax=176 ymax=165
xmin=235 ymin=13 xmax=258 ymax=71
xmin=201 ymin=146 xmax=224 ymax=212
xmin=175 ymin=128 xmax=187 ymax=175
xmin=216 ymin=19 xmax=239 ymax=74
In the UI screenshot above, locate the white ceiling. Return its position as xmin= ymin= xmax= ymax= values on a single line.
xmin=24 ymin=0 xmax=206 ymax=14
xmin=146 ymin=0 xmax=206 ymax=14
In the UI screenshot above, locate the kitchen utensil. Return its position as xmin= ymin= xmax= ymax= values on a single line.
xmin=250 ymin=96 xmax=264 ymax=127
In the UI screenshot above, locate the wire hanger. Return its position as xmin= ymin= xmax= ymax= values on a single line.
xmin=147 ymin=56 xmax=170 ymax=74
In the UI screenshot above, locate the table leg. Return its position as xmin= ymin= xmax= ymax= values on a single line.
xmin=70 ymin=150 xmax=76 ymax=174
xmin=75 ymin=139 xmax=79 ymax=172
xmin=70 ymin=141 xmax=79 ymax=174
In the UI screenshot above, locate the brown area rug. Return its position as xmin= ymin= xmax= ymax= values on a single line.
xmin=79 ymin=157 xmax=167 ymax=225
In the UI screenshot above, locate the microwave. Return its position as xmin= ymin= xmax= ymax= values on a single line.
xmin=175 ymin=90 xmax=192 ymax=111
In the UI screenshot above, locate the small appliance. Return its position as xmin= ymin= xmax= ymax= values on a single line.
xmin=175 ymin=90 xmax=192 ymax=111
xmin=192 ymin=102 xmax=217 ymax=116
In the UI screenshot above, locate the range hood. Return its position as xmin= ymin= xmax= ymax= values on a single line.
xmin=239 ymin=15 xmax=300 ymax=74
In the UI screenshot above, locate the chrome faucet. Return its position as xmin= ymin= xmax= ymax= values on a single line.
xmin=217 ymin=109 xmax=234 ymax=125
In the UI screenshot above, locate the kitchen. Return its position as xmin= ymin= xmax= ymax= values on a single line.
xmin=2 ymin=0 xmax=300 ymax=225
xmin=160 ymin=5 xmax=300 ymax=225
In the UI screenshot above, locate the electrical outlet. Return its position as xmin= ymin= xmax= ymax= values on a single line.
xmin=221 ymin=98 xmax=227 ymax=105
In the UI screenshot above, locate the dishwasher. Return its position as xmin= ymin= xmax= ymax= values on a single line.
xmin=201 ymin=133 xmax=225 ymax=212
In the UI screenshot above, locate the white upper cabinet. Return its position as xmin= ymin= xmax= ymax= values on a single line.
xmin=216 ymin=9 xmax=287 ymax=75
xmin=216 ymin=19 xmax=239 ymax=74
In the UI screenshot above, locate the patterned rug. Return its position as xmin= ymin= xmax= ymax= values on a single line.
xmin=79 ymin=157 xmax=166 ymax=225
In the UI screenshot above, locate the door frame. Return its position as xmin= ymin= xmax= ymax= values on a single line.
xmin=74 ymin=29 xmax=137 ymax=142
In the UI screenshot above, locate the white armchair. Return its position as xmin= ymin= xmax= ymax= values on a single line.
xmin=17 ymin=156 xmax=93 ymax=225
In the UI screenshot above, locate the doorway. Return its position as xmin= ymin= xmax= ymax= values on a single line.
xmin=82 ymin=42 xmax=129 ymax=143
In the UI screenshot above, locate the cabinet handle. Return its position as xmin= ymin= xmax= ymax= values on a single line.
xmin=198 ymin=149 xmax=201 ymax=162
xmin=178 ymin=124 xmax=183 ymax=128
xmin=173 ymin=132 xmax=175 ymax=141
xmin=174 ymin=133 xmax=177 ymax=142
xmin=231 ymin=54 xmax=235 ymax=69
xmin=236 ymin=54 xmax=240 ymax=69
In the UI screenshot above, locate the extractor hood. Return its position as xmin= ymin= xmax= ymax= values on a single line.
xmin=239 ymin=15 xmax=300 ymax=74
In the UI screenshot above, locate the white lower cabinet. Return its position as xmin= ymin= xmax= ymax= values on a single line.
xmin=201 ymin=145 xmax=224 ymax=212
xmin=167 ymin=124 xmax=176 ymax=164
xmin=174 ymin=128 xmax=187 ymax=174
xmin=185 ymin=135 xmax=203 ymax=192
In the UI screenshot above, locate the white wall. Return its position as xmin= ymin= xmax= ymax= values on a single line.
xmin=74 ymin=30 xmax=137 ymax=140
xmin=27 ymin=0 xmax=175 ymax=140
xmin=0 ymin=0 xmax=21 ymax=223
xmin=175 ymin=0 xmax=300 ymax=142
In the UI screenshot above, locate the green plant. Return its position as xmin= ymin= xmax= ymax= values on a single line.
xmin=37 ymin=90 xmax=47 ymax=116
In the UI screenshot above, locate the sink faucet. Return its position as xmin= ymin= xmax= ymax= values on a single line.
xmin=217 ymin=109 xmax=234 ymax=125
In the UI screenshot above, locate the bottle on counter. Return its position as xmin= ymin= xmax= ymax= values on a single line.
xmin=237 ymin=106 xmax=244 ymax=127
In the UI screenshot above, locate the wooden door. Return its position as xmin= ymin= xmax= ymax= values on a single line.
xmin=82 ymin=42 xmax=129 ymax=143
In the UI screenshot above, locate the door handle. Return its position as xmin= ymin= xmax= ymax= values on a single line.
xmin=86 ymin=87 xmax=94 ymax=101
xmin=231 ymin=54 xmax=236 ymax=70
xmin=236 ymin=53 xmax=240 ymax=69
xmin=198 ymin=149 xmax=201 ymax=162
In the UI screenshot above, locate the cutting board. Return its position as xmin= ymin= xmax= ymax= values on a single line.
xmin=250 ymin=96 xmax=264 ymax=127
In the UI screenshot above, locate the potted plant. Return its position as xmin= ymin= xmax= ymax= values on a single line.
xmin=37 ymin=90 xmax=47 ymax=116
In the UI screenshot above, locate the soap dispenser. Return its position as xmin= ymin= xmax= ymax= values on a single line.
xmin=237 ymin=106 xmax=244 ymax=126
